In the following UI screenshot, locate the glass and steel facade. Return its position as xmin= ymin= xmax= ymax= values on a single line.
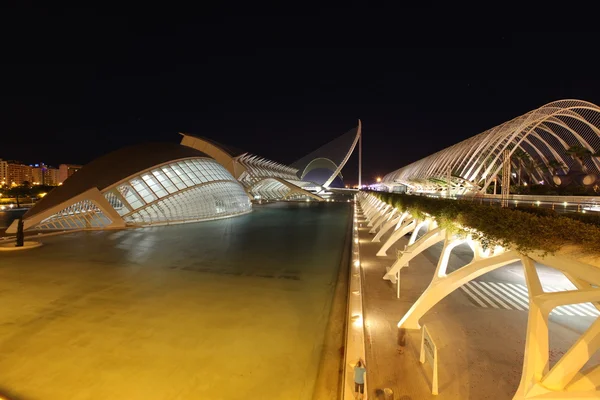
xmin=34 ymin=157 xmax=251 ymax=230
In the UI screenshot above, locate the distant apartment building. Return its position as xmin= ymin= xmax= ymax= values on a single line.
xmin=31 ymin=163 xmax=60 ymax=186
xmin=58 ymin=164 xmax=82 ymax=184
xmin=0 ymin=159 xmax=8 ymax=186
xmin=7 ymin=162 xmax=33 ymax=186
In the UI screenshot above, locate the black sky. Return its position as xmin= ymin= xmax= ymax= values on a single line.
xmin=2 ymin=4 xmax=600 ymax=184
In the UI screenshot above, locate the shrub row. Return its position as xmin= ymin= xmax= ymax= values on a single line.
xmin=369 ymin=192 xmax=600 ymax=255
xmin=511 ymin=206 xmax=600 ymax=228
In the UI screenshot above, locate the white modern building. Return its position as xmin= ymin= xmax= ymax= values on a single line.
xmin=381 ymin=99 xmax=600 ymax=195
xmin=179 ymin=124 xmax=361 ymax=201
xmin=7 ymin=143 xmax=251 ymax=233
xmin=9 ymin=121 xmax=362 ymax=233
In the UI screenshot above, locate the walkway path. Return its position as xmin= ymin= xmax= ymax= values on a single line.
xmin=355 ymin=201 xmax=596 ymax=399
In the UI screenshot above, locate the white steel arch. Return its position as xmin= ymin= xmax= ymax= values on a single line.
xmin=382 ymin=100 xmax=600 ymax=194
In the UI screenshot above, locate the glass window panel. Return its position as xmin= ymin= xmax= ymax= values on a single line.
xmin=172 ymin=164 xmax=193 ymax=186
xmin=159 ymin=179 xmax=177 ymax=194
xmin=130 ymin=178 xmax=156 ymax=203
xmin=151 ymin=169 xmax=178 ymax=193
xmin=118 ymin=185 xmax=144 ymax=210
xmin=178 ymin=162 xmax=193 ymax=173
xmin=162 ymin=165 xmax=187 ymax=190
xmin=186 ymin=170 xmax=202 ymax=185
xmin=185 ymin=160 xmax=199 ymax=171
xmin=149 ymin=183 xmax=168 ymax=198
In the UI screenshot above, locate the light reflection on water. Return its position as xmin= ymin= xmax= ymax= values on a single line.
xmin=0 ymin=209 xmax=26 ymax=229
xmin=0 ymin=202 xmax=351 ymax=399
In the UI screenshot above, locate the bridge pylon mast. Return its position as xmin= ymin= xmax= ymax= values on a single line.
xmin=358 ymin=127 xmax=362 ymax=188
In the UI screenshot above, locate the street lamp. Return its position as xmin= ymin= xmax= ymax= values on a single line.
xmin=376 ymin=177 xmax=382 ymax=183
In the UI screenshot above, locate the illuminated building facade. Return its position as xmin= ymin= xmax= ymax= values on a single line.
xmin=31 ymin=163 xmax=60 ymax=186
xmin=7 ymin=162 xmax=33 ymax=186
xmin=58 ymin=164 xmax=83 ymax=184
xmin=7 ymin=143 xmax=251 ymax=233
xmin=0 ymin=159 xmax=7 ymax=186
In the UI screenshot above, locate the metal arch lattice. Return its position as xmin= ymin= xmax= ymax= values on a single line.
xmin=382 ymin=99 xmax=600 ymax=194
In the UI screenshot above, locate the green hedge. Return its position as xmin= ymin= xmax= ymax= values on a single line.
xmin=512 ymin=206 xmax=600 ymax=228
xmin=370 ymin=192 xmax=600 ymax=255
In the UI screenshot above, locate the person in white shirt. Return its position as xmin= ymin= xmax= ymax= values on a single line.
xmin=354 ymin=358 xmax=366 ymax=400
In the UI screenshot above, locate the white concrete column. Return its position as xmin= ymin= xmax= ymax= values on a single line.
xmin=368 ymin=204 xmax=390 ymax=227
xmin=398 ymin=249 xmax=520 ymax=329
xmin=407 ymin=219 xmax=429 ymax=246
xmin=514 ymin=256 xmax=550 ymax=399
xmin=369 ymin=207 xmax=396 ymax=233
xmin=372 ymin=214 xmax=403 ymax=243
xmin=384 ymin=227 xmax=446 ymax=280
xmin=376 ymin=219 xmax=416 ymax=257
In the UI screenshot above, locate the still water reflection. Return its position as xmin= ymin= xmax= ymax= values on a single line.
xmin=0 ymin=201 xmax=351 ymax=400
xmin=0 ymin=209 xmax=26 ymax=229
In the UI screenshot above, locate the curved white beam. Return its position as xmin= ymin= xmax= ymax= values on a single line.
xmin=323 ymin=119 xmax=362 ymax=188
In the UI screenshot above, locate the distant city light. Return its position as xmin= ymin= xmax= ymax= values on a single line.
xmin=376 ymin=177 xmax=382 ymax=183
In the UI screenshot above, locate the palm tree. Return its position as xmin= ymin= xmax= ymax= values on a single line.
xmin=566 ymin=145 xmax=600 ymax=171
xmin=7 ymin=185 xmax=30 ymax=208
xmin=547 ymin=159 xmax=566 ymax=175
xmin=512 ymin=148 xmax=533 ymax=186
xmin=537 ymin=159 xmax=566 ymax=184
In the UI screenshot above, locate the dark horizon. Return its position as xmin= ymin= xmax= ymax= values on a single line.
xmin=3 ymin=5 xmax=600 ymax=185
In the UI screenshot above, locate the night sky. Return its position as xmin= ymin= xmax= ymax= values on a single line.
xmin=3 ymin=5 xmax=600 ymax=185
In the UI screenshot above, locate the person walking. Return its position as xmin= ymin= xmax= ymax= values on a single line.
xmin=354 ymin=358 xmax=366 ymax=400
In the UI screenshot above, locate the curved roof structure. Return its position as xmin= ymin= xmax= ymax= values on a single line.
xmin=382 ymin=99 xmax=600 ymax=194
xmin=179 ymin=133 xmax=322 ymax=201
xmin=291 ymin=120 xmax=361 ymax=187
xmin=9 ymin=142 xmax=251 ymax=233
xmin=25 ymin=142 xmax=210 ymax=220
xmin=179 ymin=133 xmax=299 ymax=180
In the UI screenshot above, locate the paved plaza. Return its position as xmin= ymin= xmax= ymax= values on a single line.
xmin=0 ymin=202 xmax=349 ymax=400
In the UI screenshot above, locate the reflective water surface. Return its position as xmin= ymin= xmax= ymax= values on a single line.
xmin=0 ymin=202 xmax=350 ymax=400
xmin=0 ymin=209 xmax=26 ymax=230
